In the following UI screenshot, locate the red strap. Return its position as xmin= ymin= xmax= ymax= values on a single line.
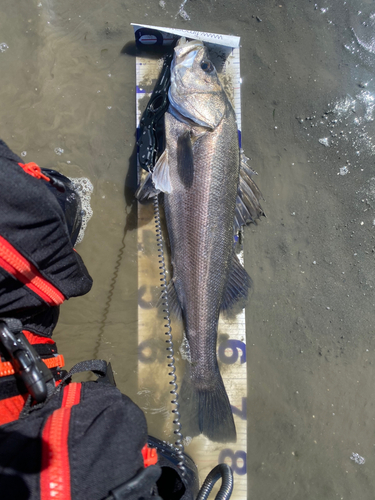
xmin=0 ymin=355 xmax=64 ymax=378
xmin=41 ymin=383 xmax=82 ymax=500
xmin=23 ymin=330 xmax=55 ymax=345
xmin=18 ymin=162 xmax=50 ymax=182
xmin=0 ymin=394 xmax=28 ymax=426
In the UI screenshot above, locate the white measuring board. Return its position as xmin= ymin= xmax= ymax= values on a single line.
xmin=133 ymin=24 xmax=248 ymax=499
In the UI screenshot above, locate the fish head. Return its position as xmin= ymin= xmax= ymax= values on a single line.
xmin=169 ymin=38 xmax=227 ymax=129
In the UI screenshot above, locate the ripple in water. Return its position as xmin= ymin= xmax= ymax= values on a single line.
xmin=345 ymin=8 xmax=375 ymax=69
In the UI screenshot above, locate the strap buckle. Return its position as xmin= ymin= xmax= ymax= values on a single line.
xmin=0 ymin=319 xmax=54 ymax=403
xmin=137 ymin=50 xmax=174 ymax=173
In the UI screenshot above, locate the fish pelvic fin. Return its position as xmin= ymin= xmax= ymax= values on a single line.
xmin=221 ymin=252 xmax=252 ymax=312
xmin=180 ymin=366 xmax=237 ymax=443
xmin=135 ymin=172 xmax=160 ymax=201
xmin=135 ymin=150 xmax=171 ymax=202
xmin=234 ymin=150 xmax=265 ymax=233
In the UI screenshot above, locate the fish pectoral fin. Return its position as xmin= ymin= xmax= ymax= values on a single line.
xmin=221 ymin=253 xmax=252 ymax=311
xmin=157 ymin=278 xmax=182 ymax=320
xmin=135 ymin=172 xmax=160 ymax=201
xmin=177 ymin=132 xmax=194 ymax=188
xmin=152 ymin=149 xmax=172 ymax=193
xmin=234 ymin=150 xmax=265 ymax=233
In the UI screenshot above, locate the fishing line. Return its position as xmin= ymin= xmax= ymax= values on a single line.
xmin=152 ymin=194 xmax=186 ymax=477
xmin=94 ymin=202 xmax=137 ymax=361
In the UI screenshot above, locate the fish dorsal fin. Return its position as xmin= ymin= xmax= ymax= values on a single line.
xmin=234 ymin=150 xmax=265 ymax=234
xmin=221 ymin=253 xmax=252 ymax=311
xmin=152 ymin=149 xmax=172 ymax=193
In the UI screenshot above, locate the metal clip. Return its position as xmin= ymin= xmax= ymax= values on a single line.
xmin=138 ymin=51 xmax=174 ymax=172
xmin=0 ymin=318 xmax=54 ymax=403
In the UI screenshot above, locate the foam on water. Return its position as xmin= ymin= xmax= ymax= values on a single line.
xmin=68 ymin=177 xmax=94 ymax=245
xmin=300 ymin=88 xmax=375 ymax=159
xmin=339 ymin=166 xmax=349 ymax=175
xmin=299 ymin=7 xmax=375 ymax=163
xmin=179 ymin=332 xmax=191 ymax=362
xmin=350 ymin=452 xmax=365 ymax=465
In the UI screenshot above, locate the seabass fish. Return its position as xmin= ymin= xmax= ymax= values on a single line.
xmin=137 ymin=38 xmax=263 ymax=442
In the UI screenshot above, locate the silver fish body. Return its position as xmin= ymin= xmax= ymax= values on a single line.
xmin=164 ymin=108 xmax=239 ymax=441
xmin=137 ymin=38 xmax=263 ymax=442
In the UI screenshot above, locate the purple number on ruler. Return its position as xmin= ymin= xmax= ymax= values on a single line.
xmin=231 ymin=397 xmax=247 ymax=420
xmin=138 ymin=339 xmax=157 ymax=363
xmin=138 ymin=285 xmax=160 ymax=309
xmin=138 ymin=285 xmax=153 ymax=309
xmin=218 ymin=449 xmax=247 ymax=475
xmin=218 ymin=339 xmax=246 ymax=364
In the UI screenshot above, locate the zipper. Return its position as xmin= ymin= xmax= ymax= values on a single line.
xmin=0 ymin=235 xmax=64 ymax=306
xmin=40 ymin=383 xmax=82 ymax=500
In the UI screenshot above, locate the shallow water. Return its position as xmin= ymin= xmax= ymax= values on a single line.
xmin=2 ymin=0 xmax=375 ymax=498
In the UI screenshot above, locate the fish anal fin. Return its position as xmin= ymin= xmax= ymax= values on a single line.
xmin=157 ymin=278 xmax=182 ymax=320
xmin=221 ymin=253 xmax=252 ymax=311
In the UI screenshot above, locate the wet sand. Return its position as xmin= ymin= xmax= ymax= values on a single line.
xmin=1 ymin=0 xmax=375 ymax=498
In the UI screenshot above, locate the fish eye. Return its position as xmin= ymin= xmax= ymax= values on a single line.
xmin=200 ymin=60 xmax=214 ymax=73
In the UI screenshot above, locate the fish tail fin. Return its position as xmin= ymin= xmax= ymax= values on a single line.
xmin=180 ymin=368 xmax=236 ymax=443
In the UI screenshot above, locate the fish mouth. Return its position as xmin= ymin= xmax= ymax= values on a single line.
xmin=174 ymin=37 xmax=204 ymax=58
